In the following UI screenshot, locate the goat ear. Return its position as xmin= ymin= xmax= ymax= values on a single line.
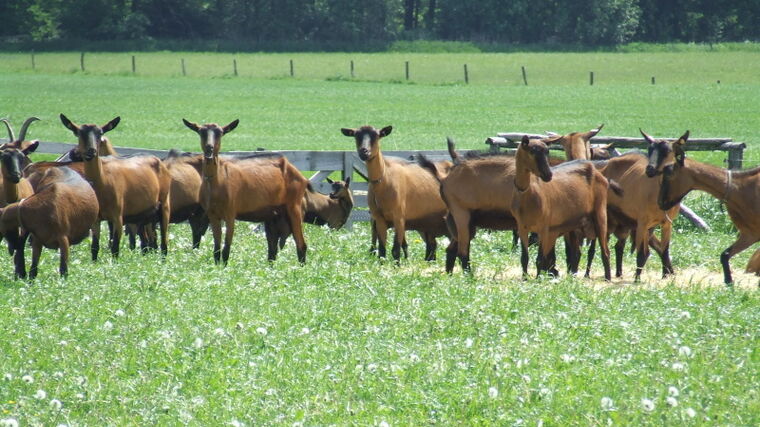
xmin=341 ymin=128 xmax=355 ymax=137
xmin=183 ymin=119 xmax=200 ymax=133
xmin=344 ymin=176 xmax=351 ymax=187
xmin=21 ymin=140 xmax=39 ymax=155
xmin=639 ymin=128 xmax=655 ymax=144
xmin=521 ymin=135 xmax=530 ymax=146
xmin=101 ymin=116 xmax=120 ymax=133
xmin=379 ymin=126 xmax=393 ymax=137
xmin=604 ymin=142 xmax=615 ymax=150
xmin=60 ymin=114 xmax=79 ymax=135
xmin=677 ymin=130 xmax=689 ymax=144
xmin=587 ymin=123 xmax=604 ymax=138
xmin=223 ymin=119 xmax=239 ymax=134
xmin=326 ymin=177 xmax=334 ymax=184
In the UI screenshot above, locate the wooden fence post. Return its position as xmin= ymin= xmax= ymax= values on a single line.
xmin=590 ymin=71 xmax=594 ymax=85
xmin=463 ymin=64 xmax=469 ymax=84
xmin=233 ymin=59 xmax=238 ymax=76
xmin=405 ymin=61 xmax=410 ymax=81
xmin=132 ymin=55 xmax=136 ymax=74
xmin=651 ymin=76 xmax=655 ymax=85
xmin=80 ymin=52 xmax=85 ymax=72
xmin=31 ymin=51 xmax=35 ymax=70
xmin=181 ymin=58 xmax=186 ymax=76
xmin=343 ymin=151 xmax=355 ymax=230
xmin=521 ymin=66 xmax=528 ymax=86
xmin=350 ymin=60 xmax=355 ymax=78
xmin=290 ymin=59 xmax=294 ymax=77
xmin=728 ymin=147 xmax=743 ymax=170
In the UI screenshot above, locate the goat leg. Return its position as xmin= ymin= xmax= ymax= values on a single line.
xmin=59 ymin=237 xmax=70 ymax=277
xmin=445 ymin=239 xmax=457 ymax=273
xmin=189 ymin=213 xmax=209 ymax=249
xmin=29 ymin=239 xmax=42 ymax=280
xmin=91 ymin=222 xmax=100 ymax=261
xmin=721 ymin=232 xmax=756 ymax=285
xmin=211 ymin=219 xmax=223 ymax=264
xmin=222 ymin=219 xmax=234 ymax=266
xmin=585 ymin=240 xmax=596 ymax=278
xmin=264 ymin=220 xmax=280 ymax=261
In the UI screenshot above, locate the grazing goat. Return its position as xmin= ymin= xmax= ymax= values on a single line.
xmin=341 ymin=125 xmax=448 ymax=262
xmin=0 ymin=167 xmax=98 ymax=278
xmin=183 ymin=119 xmax=309 ymax=264
xmin=60 ymin=114 xmax=171 ymax=259
xmin=645 ymin=132 xmax=760 ymax=285
xmin=512 ymin=135 xmax=612 ymax=280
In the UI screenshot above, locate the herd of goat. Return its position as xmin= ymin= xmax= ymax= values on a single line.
xmin=0 ymin=116 xmax=758 ymax=285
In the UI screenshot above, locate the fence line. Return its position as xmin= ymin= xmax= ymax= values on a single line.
xmin=2 ymin=133 xmax=748 ymax=227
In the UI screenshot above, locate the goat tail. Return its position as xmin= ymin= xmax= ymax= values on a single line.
xmin=608 ymin=179 xmax=624 ymax=197
xmin=447 ymin=137 xmax=461 ymax=165
xmin=417 ymin=154 xmax=443 ymax=183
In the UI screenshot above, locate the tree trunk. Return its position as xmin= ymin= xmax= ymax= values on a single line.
xmin=404 ymin=0 xmax=416 ymax=31
xmin=426 ymin=0 xmax=436 ymax=29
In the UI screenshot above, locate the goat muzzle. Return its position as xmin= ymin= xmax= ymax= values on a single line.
xmin=84 ymin=148 xmax=97 ymax=161
xmin=7 ymin=173 xmax=21 ymax=184
xmin=358 ymin=149 xmax=370 ymax=161
xmin=645 ymin=165 xmax=659 ymax=177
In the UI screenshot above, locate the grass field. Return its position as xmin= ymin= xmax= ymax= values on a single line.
xmin=0 ymin=51 xmax=758 ymax=425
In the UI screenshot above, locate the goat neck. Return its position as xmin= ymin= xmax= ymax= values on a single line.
xmin=664 ymin=158 xmax=739 ymax=209
xmin=365 ymin=149 xmax=386 ymax=185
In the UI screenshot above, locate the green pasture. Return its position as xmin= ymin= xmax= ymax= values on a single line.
xmin=0 ymin=51 xmax=758 ymax=424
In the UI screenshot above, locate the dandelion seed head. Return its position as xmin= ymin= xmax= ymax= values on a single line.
xmin=114 ymin=309 xmax=125 ymax=317
xmin=300 ymin=327 xmax=310 ymax=335
xmin=230 ymin=420 xmax=244 ymax=427
xmin=0 ymin=418 xmax=19 ymax=427
xmin=601 ymin=396 xmax=615 ymax=411
xmin=21 ymin=374 xmax=33 ymax=384
xmin=214 ymin=328 xmax=226 ymax=336
xmin=678 ymin=346 xmax=692 ymax=358
xmin=465 ymin=338 xmax=473 ymax=348
xmin=256 ymin=327 xmax=268 ymax=336
xmin=685 ymin=407 xmax=696 ymax=418
xmin=49 ymin=399 xmax=63 ymax=410
xmin=641 ymin=398 xmax=655 ymax=412
xmin=666 ymin=396 xmax=678 ymax=407
xmin=488 ymin=386 xmax=498 ymax=399
xmin=409 ymin=353 xmax=420 ymax=362
xmin=193 ymin=337 xmax=204 ymax=349
xmin=34 ymin=389 xmax=47 ymax=399
xmin=103 ymin=321 xmax=113 ymax=331
xmin=379 ymin=421 xmax=390 ymax=427
xmin=668 ymin=386 xmax=679 ymax=397
xmin=671 ymin=362 xmax=685 ymax=371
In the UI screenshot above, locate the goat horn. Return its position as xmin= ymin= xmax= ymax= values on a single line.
xmin=17 ymin=116 xmax=40 ymax=142
xmin=0 ymin=118 xmax=15 ymax=142
xmin=639 ymin=128 xmax=654 ymax=143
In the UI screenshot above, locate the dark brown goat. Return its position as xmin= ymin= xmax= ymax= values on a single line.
xmin=0 ymin=144 xmax=39 ymax=277
xmin=645 ymin=132 xmax=760 ymax=285
xmin=60 ymin=114 xmax=171 ymax=259
xmin=0 ymin=166 xmax=98 ymax=278
xmin=183 ymin=119 xmax=309 ymax=264
xmin=512 ymin=135 xmax=612 ymax=280
xmin=341 ymin=125 xmax=448 ymax=262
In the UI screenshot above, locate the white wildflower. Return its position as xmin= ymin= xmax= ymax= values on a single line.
xmin=114 ymin=309 xmax=125 ymax=317
xmin=193 ymin=337 xmax=204 ymax=349
xmin=214 ymin=328 xmax=226 ymax=336
xmin=300 ymin=327 xmax=310 ymax=335
xmin=59 ymin=340 xmax=68 ymax=346
xmin=641 ymin=398 xmax=655 ymax=412
xmin=265 ymin=388 xmax=276 ymax=396
xmin=34 ymin=389 xmax=47 ymax=399
xmin=685 ymin=408 xmax=696 ymax=418
xmin=560 ymin=354 xmax=575 ymax=363
xmin=678 ymin=346 xmax=692 ymax=358
xmin=409 ymin=353 xmax=420 ymax=362
xmin=666 ymin=396 xmax=678 ymax=407
xmin=465 ymin=338 xmax=473 ymax=348
xmin=488 ymin=386 xmax=498 ymax=399
xmin=230 ymin=420 xmax=244 ymax=427
xmin=3 ymin=374 xmax=11 ymax=381
xmin=0 ymin=418 xmax=19 ymax=427
xmin=671 ymin=362 xmax=685 ymax=371
xmin=103 ymin=321 xmax=113 ymax=331
xmin=21 ymin=374 xmax=33 ymax=384
xmin=668 ymin=386 xmax=679 ymax=397
xmin=50 ymin=399 xmax=63 ymax=410
xmin=522 ymin=375 xmax=531 ymax=383
xmin=256 ymin=327 xmax=268 ymax=336
xmin=53 ymin=371 xmax=64 ymax=378
xmin=379 ymin=421 xmax=390 ymax=427
xmin=367 ymin=363 xmax=378 ymax=372
xmin=600 ymin=397 xmax=615 ymax=411
xmin=679 ymin=311 xmax=691 ymax=319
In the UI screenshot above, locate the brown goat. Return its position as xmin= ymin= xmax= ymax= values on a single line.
xmin=55 ymin=135 xmax=117 ymax=161
xmin=645 ymin=133 xmax=760 ymax=285
xmin=341 ymin=125 xmax=448 ymax=262
xmin=0 ymin=144 xmax=39 ymax=278
xmin=512 ymin=135 xmax=612 ymax=280
xmin=60 ymin=114 xmax=171 ymax=259
xmin=273 ymin=177 xmax=354 ymax=249
xmin=0 ymin=166 xmax=98 ymax=278
xmin=183 ymin=119 xmax=309 ymax=264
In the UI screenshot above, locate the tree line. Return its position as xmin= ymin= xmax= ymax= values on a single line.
xmin=2 ymin=0 xmax=758 ymax=47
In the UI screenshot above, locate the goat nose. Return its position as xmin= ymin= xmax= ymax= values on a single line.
xmin=645 ymin=165 xmax=657 ymax=177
